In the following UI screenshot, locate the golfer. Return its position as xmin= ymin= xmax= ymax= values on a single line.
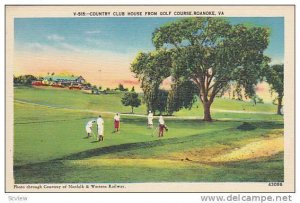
xmin=85 ymin=120 xmax=95 ymax=138
xmin=147 ymin=110 xmax=154 ymax=128
xmin=97 ymin=115 xmax=104 ymax=142
xmin=114 ymin=113 xmax=120 ymax=132
xmin=158 ymin=115 xmax=168 ymax=137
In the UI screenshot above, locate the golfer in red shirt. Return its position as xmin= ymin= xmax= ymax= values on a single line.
xmin=114 ymin=113 xmax=120 ymax=133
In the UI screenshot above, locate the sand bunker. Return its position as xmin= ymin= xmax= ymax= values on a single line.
xmin=168 ymin=129 xmax=283 ymax=163
xmin=210 ymin=136 xmax=283 ymax=162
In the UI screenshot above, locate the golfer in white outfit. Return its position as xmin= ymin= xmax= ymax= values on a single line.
xmin=147 ymin=111 xmax=154 ymax=128
xmin=85 ymin=120 xmax=95 ymax=138
xmin=97 ymin=115 xmax=104 ymax=142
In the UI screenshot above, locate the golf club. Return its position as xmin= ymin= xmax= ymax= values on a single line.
xmin=151 ymin=126 xmax=158 ymax=137
xmin=91 ymin=131 xmax=97 ymax=139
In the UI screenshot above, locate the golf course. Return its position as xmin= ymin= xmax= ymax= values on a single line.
xmin=14 ymin=86 xmax=284 ymax=183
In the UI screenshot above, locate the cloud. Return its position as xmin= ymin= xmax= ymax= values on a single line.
xmin=24 ymin=41 xmax=81 ymax=53
xmin=47 ymin=34 xmax=65 ymax=41
xmin=117 ymin=79 xmax=140 ymax=85
xmin=85 ymin=30 xmax=102 ymax=34
xmin=84 ymin=38 xmax=118 ymax=52
xmin=269 ymin=58 xmax=284 ymax=65
xmin=85 ymin=38 xmax=111 ymax=46
xmin=27 ymin=42 xmax=52 ymax=51
xmin=268 ymin=54 xmax=284 ymax=65
xmin=59 ymin=43 xmax=81 ymax=52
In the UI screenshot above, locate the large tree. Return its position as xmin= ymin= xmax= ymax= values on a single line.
xmin=265 ymin=64 xmax=284 ymax=115
xmin=152 ymin=17 xmax=270 ymax=121
xmin=167 ymin=79 xmax=198 ymax=115
xmin=155 ymin=89 xmax=169 ymax=115
xmin=131 ymin=49 xmax=171 ymax=114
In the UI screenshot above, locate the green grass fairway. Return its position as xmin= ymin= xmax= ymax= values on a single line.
xmin=14 ymin=87 xmax=284 ymax=183
xmin=14 ymin=86 xmax=277 ymax=115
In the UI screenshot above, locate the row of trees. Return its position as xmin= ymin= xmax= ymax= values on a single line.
xmin=13 ymin=75 xmax=38 ymax=86
xmin=13 ymin=74 xmax=136 ymax=94
xmin=92 ymin=84 xmax=136 ymax=93
xmin=130 ymin=17 xmax=284 ymax=121
xmin=121 ymin=83 xmax=197 ymax=115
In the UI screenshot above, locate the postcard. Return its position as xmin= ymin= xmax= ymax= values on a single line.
xmin=5 ymin=5 xmax=295 ymax=192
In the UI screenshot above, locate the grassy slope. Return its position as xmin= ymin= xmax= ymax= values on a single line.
xmin=15 ymin=101 xmax=251 ymax=166
xmin=14 ymin=86 xmax=278 ymax=115
xmin=13 ymin=86 xmax=284 ymax=183
xmin=14 ymin=86 xmax=145 ymax=114
xmin=15 ymin=153 xmax=283 ymax=183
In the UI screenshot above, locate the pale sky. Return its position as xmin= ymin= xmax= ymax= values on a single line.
xmin=14 ymin=17 xmax=284 ymax=91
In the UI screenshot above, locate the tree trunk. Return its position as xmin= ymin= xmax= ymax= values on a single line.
xmin=203 ymin=102 xmax=212 ymax=121
xmin=277 ymin=96 xmax=283 ymax=115
xmin=131 ymin=106 xmax=134 ymax=114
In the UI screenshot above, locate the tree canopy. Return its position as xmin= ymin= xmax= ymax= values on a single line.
xmin=13 ymin=75 xmax=37 ymax=86
xmin=131 ymin=49 xmax=172 ymax=114
xmin=264 ymin=64 xmax=284 ymax=114
xmin=131 ymin=17 xmax=270 ymax=121
xmin=167 ymin=79 xmax=198 ymax=115
xmin=121 ymin=92 xmax=142 ymax=113
xmin=151 ymin=17 xmax=270 ymax=121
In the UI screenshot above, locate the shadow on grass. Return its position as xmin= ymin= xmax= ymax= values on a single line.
xmin=217 ymin=120 xmax=283 ymax=130
xmin=14 ymin=132 xmax=209 ymax=173
xmin=15 ymin=121 xmax=283 ymax=170
xmin=250 ymin=121 xmax=284 ymax=129
xmin=56 ymin=133 xmax=201 ymax=161
xmin=91 ymin=140 xmax=100 ymax=143
xmin=13 ymin=152 xmax=284 ymax=184
xmin=56 ymin=121 xmax=282 ymax=162
xmin=13 ymin=121 xmax=284 ymax=184
xmin=237 ymin=122 xmax=257 ymax=131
